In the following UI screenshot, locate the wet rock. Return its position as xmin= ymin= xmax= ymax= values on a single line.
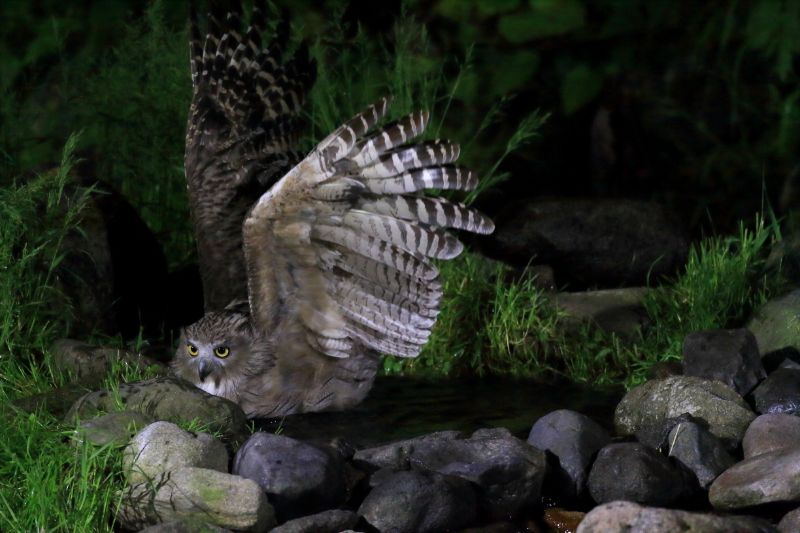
xmin=554 ymin=288 xmax=651 ymax=338
xmin=73 ymin=410 xmax=154 ymax=447
xmin=359 ymin=469 xmax=477 ymax=533
xmin=666 ymin=419 xmax=736 ymax=488
xmin=587 ymin=442 xmax=687 ymax=506
xmin=748 ymin=290 xmax=800 ymax=355
xmin=542 ymin=508 xmax=585 ymax=533
xmin=614 ymin=376 xmax=755 ymax=446
xmin=682 ymin=329 xmax=765 ymax=395
xmin=51 ymin=339 xmax=166 ymax=388
xmin=486 ymin=198 xmax=688 ymax=287
xmin=123 ymin=421 xmax=228 ymax=484
xmin=710 ymin=447 xmax=800 ymax=509
xmin=779 ymin=508 xmax=800 ymax=533
xmin=633 ymin=412 xmax=697 ymax=451
xmin=117 ymin=467 xmax=274 ymax=532
xmin=65 ymin=377 xmax=248 ymax=444
xmin=232 ymin=432 xmax=345 ymax=521
xmin=576 ymin=500 xmax=778 ymax=533
xmin=527 ymin=409 xmax=611 ymax=497
xmin=743 ymin=414 xmax=800 ymax=458
xmin=354 ymin=427 xmax=546 ymax=519
xmin=752 ymin=368 xmax=800 ymax=415
xmin=137 ymin=519 xmax=232 ymax=532
xmin=268 ymin=510 xmax=358 ymax=533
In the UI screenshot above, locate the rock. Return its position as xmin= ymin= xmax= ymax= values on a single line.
xmin=232 ymin=432 xmax=345 ymax=521
xmin=527 ymin=409 xmax=611 ymax=497
xmin=354 ymin=427 xmax=546 ymax=519
xmin=743 ymin=414 xmax=800 ymax=458
xmin=647 ymin=360 xmax=683 ymax=380
xmin=710 ymin=447 xmax=800 ymax=509
xmin=486 ymin=198 xmax=688 ymax=287
xmin=682 ymin=329 xmax=765 ymax=395
xmin=752 ymin=368 xmax=800 ymax=415
xmin=666 ymin=419 xmax=736 ymax=488
xmin=576 ymin=500 xmax=778 ymax=533
xmin=117 ymin=467 xmax=274 ymax=532
xmin=51 ymin=339 xmax=166 ymax=388
xmin=587 ymin=442 xmax=687 ymax=506
xmin=779 ymin=508 xmax=800 ymax=533
xmin=633 ymin=412 xmax=697 ymax=451
xmin=268 ymin=510 xmax=359 ymax=533
xmin=358 ymin=469 xmax=477 ymax=533
xmin=73 ymin=411 xmax=154 ymax=447
xmin=457 ymin=523 xmax=518 ymax=533
xmin=553 ymin=288 xmax=651 ymax=337
xmin=762 ymin=347 xmax=800 ymax=373
xmin=748 ymin=290 xmax=800 ymax=355
xmin=542 ymin=508 xmax=585 ymax=533
xmin=137 ymin=519 xmax=232 ymax=532
xmin=65 ymin=377 xmax=248 ymax=444
xmin=123 ymin=421 xmax=228 ymax=484
xmin=12 ymin=383 xmax=94 ymax=419
xmin=614 ymin=376 xmax=755 ymax=447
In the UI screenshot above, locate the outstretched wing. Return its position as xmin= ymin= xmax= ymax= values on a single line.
xmin=185 ymin=2 xmax=315 ymax=312
xmin=243 ymin=98 xmax=494 ymax=360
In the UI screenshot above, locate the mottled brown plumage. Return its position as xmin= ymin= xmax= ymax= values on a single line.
xmin=172 ymin=4 xmax=493 ymax=418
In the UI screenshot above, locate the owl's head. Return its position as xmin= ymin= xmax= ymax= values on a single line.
xmin=171 ymin=311 xmax=262 ymax=399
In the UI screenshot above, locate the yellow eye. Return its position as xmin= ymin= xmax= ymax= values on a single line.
xmin=214 ymin=346 xmax=230 ymax=358
xmin=186 ymin=343 xmax=199 ymax=357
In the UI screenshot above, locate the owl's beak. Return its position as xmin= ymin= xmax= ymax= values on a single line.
xmin=198 ymin=360 xmax=213 ymax=382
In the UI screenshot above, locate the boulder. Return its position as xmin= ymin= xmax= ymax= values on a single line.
xmin=752 ymin=368 xmax=800 ymax=415
xmin=137 ymin=519 xmax=232 ymax=532
xmin=709 ymin=447 xmax=800 ymax=509
xmin=681 ymin=329 xmax=765 ymax=395
xmin=268 ymin=510 xmax=359 ymax=533
xmin=666 ymin=419 xmax=735 ymax=488
xmin=747 ymin=290 xmax=800 ymax=355
xmin=553 ymin=288 xmax=651 ymax=337
xmin=73 ymin=410 xmax=154 ymax=447
xmin=743 ymin=414 xmax=800 ymax=458
xmin=779 ymin=508 xmax=800 ymax=533
xmin=51 ymin=339 xmax=166 ymax=389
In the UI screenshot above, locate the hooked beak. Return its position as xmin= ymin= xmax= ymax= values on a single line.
xmin=198 ymin=360 xmax=213 ymax=382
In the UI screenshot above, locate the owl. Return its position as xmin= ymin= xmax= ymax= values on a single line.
xmin=171 ymin=2 xmax=494 ymax=418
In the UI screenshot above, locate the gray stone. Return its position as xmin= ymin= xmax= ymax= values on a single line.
xmin=527 ymin=409 xmax=611 ymax=497
xmin=748 ymin=290 xmax=800 ymax=355
xmin=51 ymin=339 xmax=166 ymax=388
xmin=587 ymin=442 xmax=687 ymax=506
xmin=65 ymin=377 xmax=248 ymax=444
xmin=354 ymin=427 xmax=546 ymax=519
xmin=123 ymin=421 xmax=228 ymax=484
xmin=753 ymin=368 xmax=800 ymax=415
xmin=743 ymin=414 xmax=800 ymax=458
xmin=710 ymin=447 xmax=800 ymax=509
xmin=73 ymin=411 xmax=154 ymax=447
xmin=137 ymin=519 xmax=232 ymax=532
xmin=779 ymin=508 xmax=800 ymax=533
xmin=682 ymin=329 xmax=765 ymax=395
xmin=232 ymin=432 xmax=345 ymax=521
xmin=554 ymin=288 xmax=651 ymax=337
xmin=576 ymin=500 xmax=778 ymax=533
xmin=359 ymin=470 xmax=476 ymax=533
xmin=487 ymin=198 xmax=688 ymax=287
xmin=614 ymin=376 xmax=755 ymax=446
xmin=268 ymin=510 xmax=358 ymax=533
xmin=13 ymin=383 xmax=97 ymax=419
xmin=667 ymin=419 xmax=736 ymax=488
xmin=117 ymin=467 xmax=274 ymax=532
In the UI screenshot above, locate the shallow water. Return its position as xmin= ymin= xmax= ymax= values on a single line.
xmin=254 ymin=377 xmax=622 ymax=448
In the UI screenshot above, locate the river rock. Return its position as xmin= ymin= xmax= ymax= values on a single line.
xmin=232 ymin=432 xmax=345 ymax=521
xmin=752 ymin=368 xmax=800 ymax=415
xmin=614 ymin=376 xmax=755 ymax=446
xmin=553 ymin=288 xmax=651 ymax=337
xmin=73 ymin=410 xmax=154 ymax=447
xmin=779 ymin=508 xmax=800 ymax=533
xmin=527 ymin=409 xmax=611 ymax=497
xmin=138 ymin=519 xmax=232 ymax=532
xmin=354 ymin=427 xmax=546 ymax=519
xmin=117 ymin=467 xmax=274 ymax=532
xmin=359 ymin=469 xmax=477 ymax=533
xmin=743 ymin=414 xmax=800 ymax=458
xmin=682 ymin=329 xmax=765 ymax=395
xmin=486 ymin=198 xmax=688 ymax=287
xmin=587 ymin=443 xmax=687 ymax=505
xmin=576 ymin=500 xmax=778 ymax=533
xmin=65 ymin=377 xmax=248 ymax=444
xmin=51 ymin=339 xmax=166 ymax=388
xmin=709 ymin=447 xmax=800 ymax=509
xmin=748 ymin=290 xmax=800 ymax=355
xmin=123 ymin=421 xmax=228 ymax=484
xmin=666 ymin=419 xmax=735 ymax=488
xmin=268 ymin=510 xmax=358 ymax=533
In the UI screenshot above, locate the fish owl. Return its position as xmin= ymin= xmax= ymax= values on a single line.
xmin=171 ymin=2 xmax=494 ymax=418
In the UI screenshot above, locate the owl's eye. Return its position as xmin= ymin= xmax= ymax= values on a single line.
xmin=214 ymin=346 xmax=230 ymax=358
xmin=186 ymin=343 xmax=199 ymax=356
